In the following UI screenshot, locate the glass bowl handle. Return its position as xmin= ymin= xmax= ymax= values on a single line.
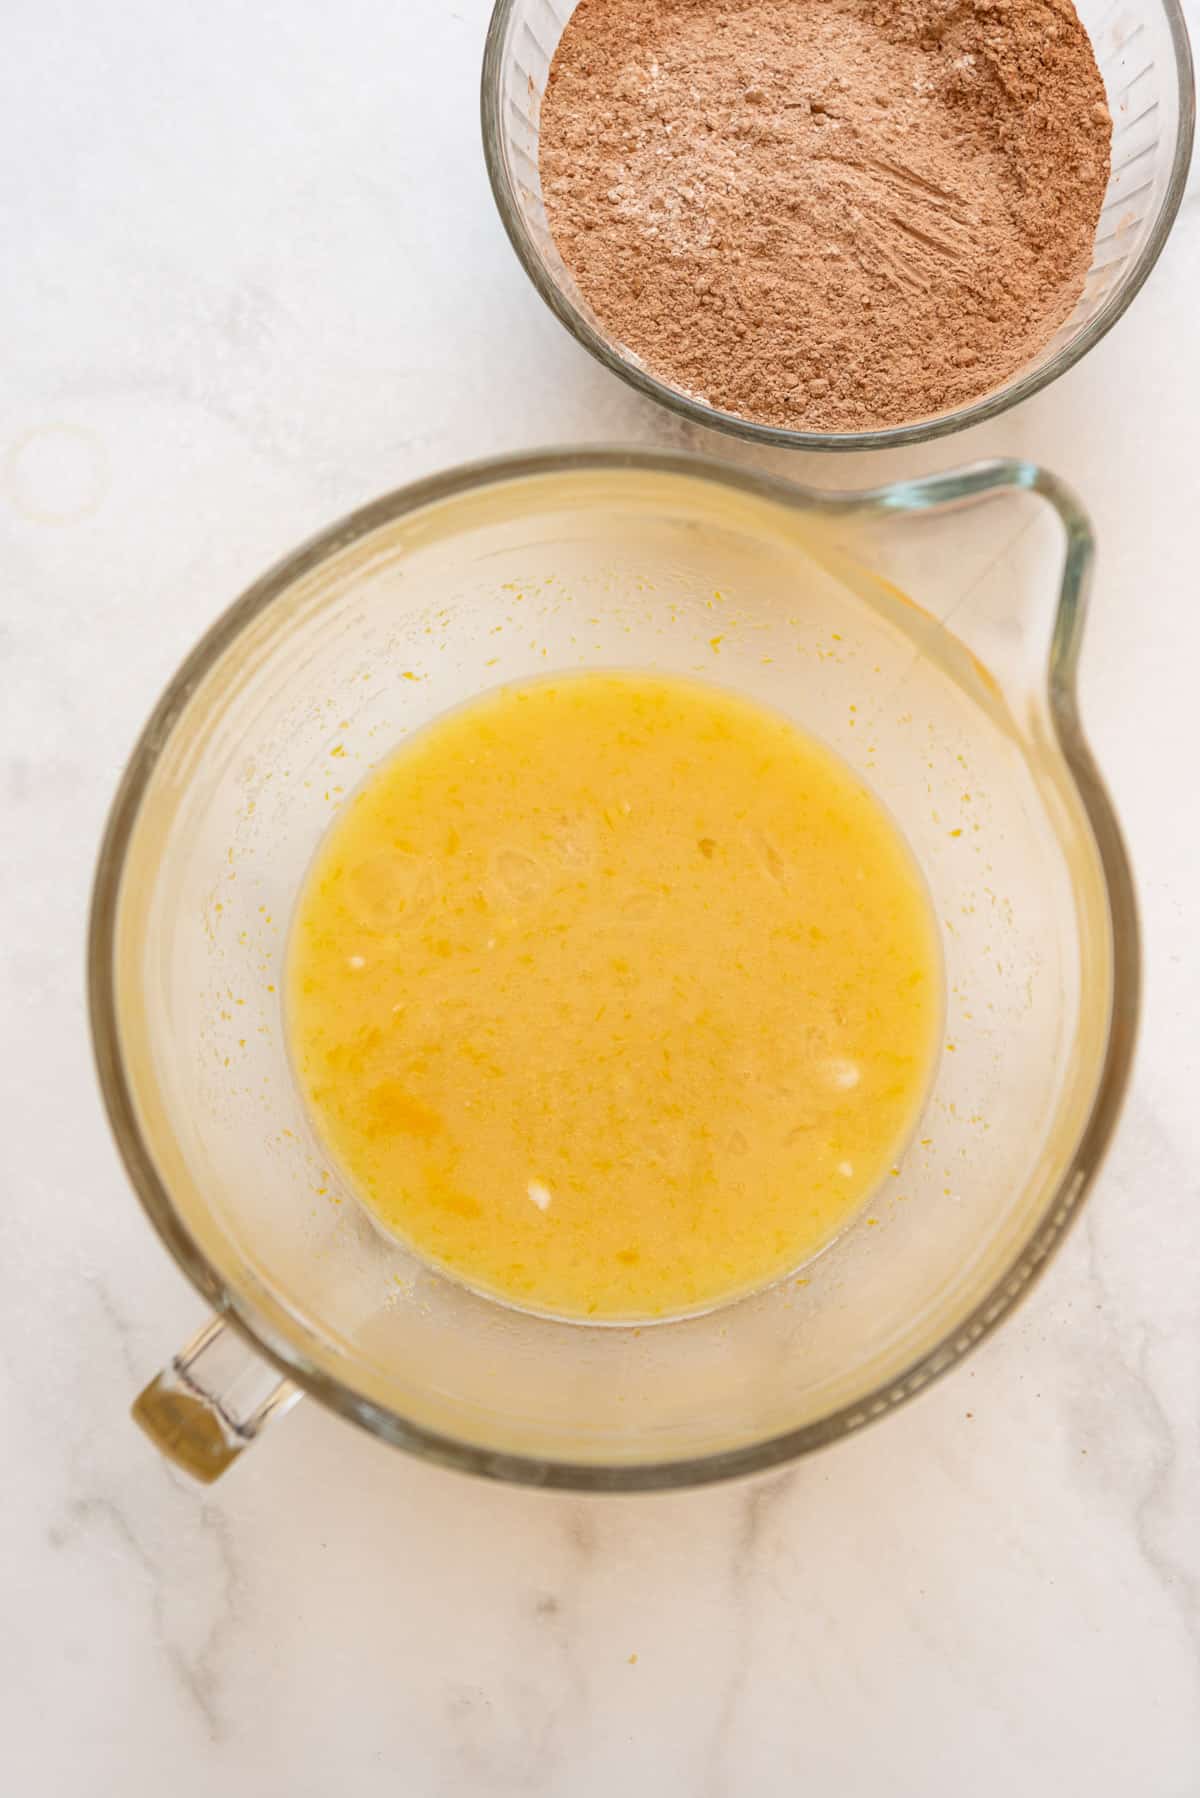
xmin=132 ymin=1316 xmax=301 ymax=1483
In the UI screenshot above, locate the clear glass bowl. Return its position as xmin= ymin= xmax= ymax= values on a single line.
xmin=482 ymin=0 xmax=1194 ymax=450
xmin=90 ymin=449 xmax=1137 ymax=1487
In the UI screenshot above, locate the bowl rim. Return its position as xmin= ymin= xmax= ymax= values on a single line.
xmin=88 ymin=447 xmax=1140 ymax=1489
xmin=480 ymin=0 xmax=1196 ymax=451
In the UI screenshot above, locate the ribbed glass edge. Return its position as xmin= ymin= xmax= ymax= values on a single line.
xmin=480 ymin=0 xmax=1196 ymax=453
xmin=88 ymin=447 xmax=1141 ymax=1490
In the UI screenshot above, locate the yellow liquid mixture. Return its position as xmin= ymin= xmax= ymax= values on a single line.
xmin=288 ymin=673 xmax=941 ymax=1321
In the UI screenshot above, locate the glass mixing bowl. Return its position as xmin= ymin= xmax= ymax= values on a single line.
xmin=482 ymin=0 xmax=1194 ymax=450
xmin=90 ymin=449 xmax=1137 ymax=1487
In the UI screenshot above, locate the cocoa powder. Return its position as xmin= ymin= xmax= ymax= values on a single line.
xmin=538 ymin=0 xmax=1111 ymax=432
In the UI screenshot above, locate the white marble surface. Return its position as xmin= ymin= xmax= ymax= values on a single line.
xmin=3 ymin=2 xmax=1199 ymax=1791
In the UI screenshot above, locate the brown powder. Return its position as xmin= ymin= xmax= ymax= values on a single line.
xmin=539 ymin=0 xmax=1111 ymax=432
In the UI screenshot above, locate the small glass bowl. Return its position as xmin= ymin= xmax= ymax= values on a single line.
xmin=482 ymin=0 xmax=1195 ymax=450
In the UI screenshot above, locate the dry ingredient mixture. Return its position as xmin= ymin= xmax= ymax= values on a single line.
xmin=539 ymin=0 xmax=1111 ymax=431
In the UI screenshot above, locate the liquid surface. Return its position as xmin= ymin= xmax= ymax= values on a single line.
xmin=288 ymin=673 xmax=941 ymax=1320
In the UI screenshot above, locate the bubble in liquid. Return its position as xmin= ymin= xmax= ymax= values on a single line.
xmin=488 ymin=847 xmax=551 ymax=907
xmin=527 ymin=1179 xmax=553 ymax=1212
xmin=619 ymin=886 xmax=665 ymax=925
xmin=344 ymin=852 xmax=438 ymax=931
xmin=746 ymin=827 xmax=789 ymax=889
xmin=548 ymin=809 xmax=599 ymax=872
